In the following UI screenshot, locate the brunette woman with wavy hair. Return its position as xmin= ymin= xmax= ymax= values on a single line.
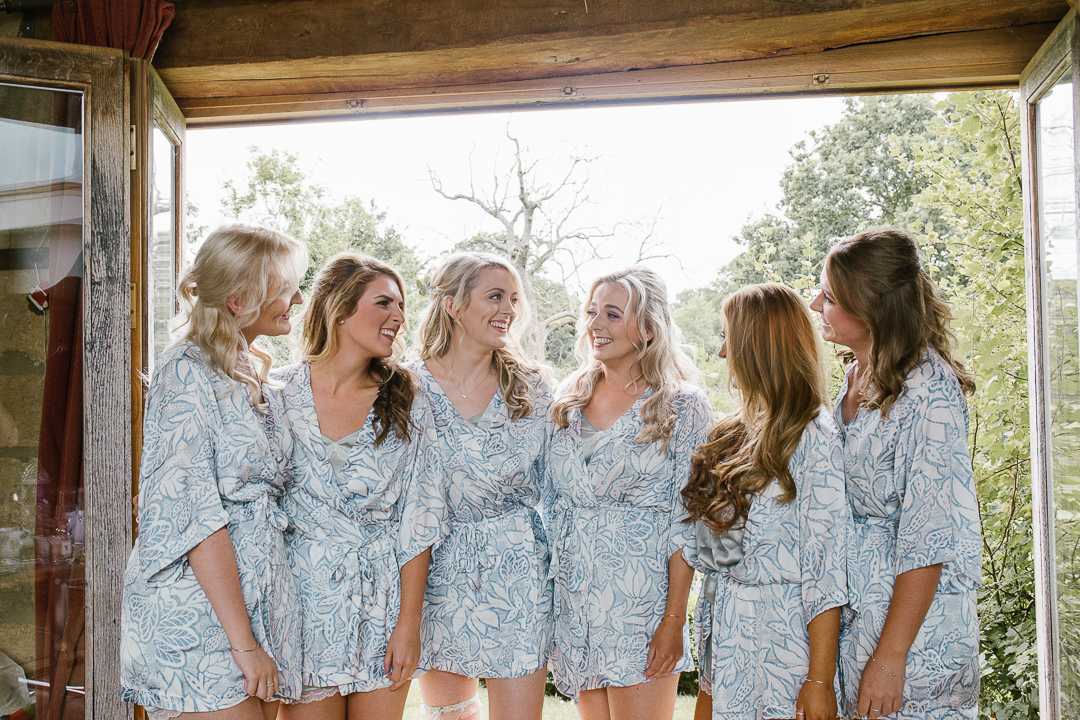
xmin=272 ymin=252 xmax=447 ymax=720
xmin=408 ymin=252 xmax=553 ymax=720
xmin=810 ymin=227 xmax=981 ymax=720
xmin=682 ymin=283 xmax=850 ymax=720
xmin=546 ymin=266 xmax=713 ymax=719
xmin=121 ymin=224 xmax=307 ymax=720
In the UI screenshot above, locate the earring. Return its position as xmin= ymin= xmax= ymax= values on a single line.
xmin=338 ymin=319 xmax=345 ymax=325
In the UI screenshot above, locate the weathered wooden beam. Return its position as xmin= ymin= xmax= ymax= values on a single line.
xmin=178 ymin=25 xmax=1053 ymax=126
xmin=155 ymin=0 xmax=1065 ymax=102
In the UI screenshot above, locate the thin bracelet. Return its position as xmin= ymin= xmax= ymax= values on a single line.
xmin=870 ymin=653 xmax=907 ymax=680
xmin=804 ymin=678 xmax=830 ymax=686
xmin=231 ymin=644 xmax=258 ymax=653
xmin=661 ymin=613 xmax=681 ymax=621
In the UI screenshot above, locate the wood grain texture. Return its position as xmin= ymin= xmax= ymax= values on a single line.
xmin=177 ymin=25 xmax=1052 ymax=125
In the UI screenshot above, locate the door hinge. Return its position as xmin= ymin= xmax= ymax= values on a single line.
xmin=130 ymin=282 xmax=137 ymax=329
xmin=130 ymin=125 xmax=137 ymax=171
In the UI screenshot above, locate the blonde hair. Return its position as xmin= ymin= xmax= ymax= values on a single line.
xmin=300 ymin=252 xmax=416 ymax=446
xmin=551 ymin=266 xmax=700 ymax=452
xmin=413 ymin=252 xmax=542 ymax=421
xmin=683 ymin=283 xmax=827 ymax=532
xmin=173 ymin=223 xmax=308 ymax=408
xmin=825 ymin=226 xmax=974 ymax=416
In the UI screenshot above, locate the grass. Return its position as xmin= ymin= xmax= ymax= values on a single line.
xmin=401 ymin=683 xmax=698 ymax=719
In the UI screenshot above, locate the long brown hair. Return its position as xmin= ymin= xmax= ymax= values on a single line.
xmin=551 ymin=266 xmax=700 ymax=453
xmin=412 ymin=252 xmax=542 ymax=421
xmin=683 ymin=283 xmax=827 ymax=533
xmin=174 ymin=223 xmax=308 ymax=410
xmin=300 ymin=252 xmax=416 ymax=446
xmin=825 ymin=226 xmax=974 ymax=416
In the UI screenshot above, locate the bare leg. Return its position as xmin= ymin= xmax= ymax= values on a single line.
xmin=175 ymin=697 xmax=277 ymax=720
xmin=606 ymin=675 xmax=680 ymax=720
xmin=486 ymin=668 xmax=547 ymax=720
xmin=278 ymin=692 xmax=345 ymax=720
xmin=346 ymin=683 xmax=412 ymax=720
xmin=576 ymin=689 xmax=611 ymax=720
xmin=418 ymin=669 xmax=482 ymax=719
xmin=693 ymin=689 xmax=712 ymax=720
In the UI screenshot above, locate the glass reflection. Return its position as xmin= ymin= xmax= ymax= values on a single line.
xmin=0 ymin=82 xmax=85 ymax=720
xmin=149 ymin=125 xmax=176 ymax=372
xmin=1039 ymin=71 xmax=1080 ymax=714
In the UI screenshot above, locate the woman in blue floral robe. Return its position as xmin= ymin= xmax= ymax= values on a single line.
xmin=121 ymin=224 xmax=307 ymax=719
xmin=682 ymin=283 xmax=851 ymax=720
xmin=410 ymin=252 xmax=553 ymax=720
xmin=810 ymin=227 xmax=981 ymax=720
xmin=547 ymin=266 xmax=712 ymax=719
xmin=274 ymin=253 xmax=448 ymax=720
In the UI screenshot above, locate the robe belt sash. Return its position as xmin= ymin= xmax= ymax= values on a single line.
xmin=548 ymin=504 xmax=668 ymax=671
xmin=326 ymin=526 xmax=395 ymax=670
xmin=848 ymin=513 xmax=898 ymax=616
xmin=222 ymin=492 xmax=290 ymax=649
xmin=447 ymin=505 xmax=529 ymax=590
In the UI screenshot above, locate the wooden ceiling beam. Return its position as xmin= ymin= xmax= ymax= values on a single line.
xmin=156 ymin=0 xmax=1063 ymax=99
xmin=177 ymin=24 xmax=1051 ymax=126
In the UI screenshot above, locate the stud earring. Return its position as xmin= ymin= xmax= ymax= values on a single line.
xmin=338 ymin=319 xmax=345 ymax=325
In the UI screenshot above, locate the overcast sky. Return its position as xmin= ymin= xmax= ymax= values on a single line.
xmin=186 ymin=96 xmax=849 ymax=297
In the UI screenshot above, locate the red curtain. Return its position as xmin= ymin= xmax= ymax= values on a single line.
xmin=52 ymin=0 xmax=175 ymax=61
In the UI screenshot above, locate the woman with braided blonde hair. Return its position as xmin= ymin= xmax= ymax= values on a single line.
xmin=410 ymin=251 xmax=554 ymax=720
xmin=272 ymin=252 xmax=447 ymax=720
xmin=810 ymin=227 xmax=981 ymax=720
xmin=121 ymin=223 xmax=307 ymax=719
xmin=546 ymin=266 xmax=713 ymax=719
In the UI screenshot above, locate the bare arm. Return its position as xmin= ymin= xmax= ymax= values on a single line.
xmin=187 ymin=527 xmax=279 ymax=700
xmin=645 ymin=549 xmax=695 ymax=678
xmin=796 ymin=606 xmax=841 ymax=720
xmin=858 ymin=563 xmax=942 ymax=717
xmin=385 ymin=547 xmax=431 ymax=690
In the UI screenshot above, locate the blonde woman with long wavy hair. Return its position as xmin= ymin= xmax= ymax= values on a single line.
xmin=409 ymin=252 xmax=554 ymax=720
xmin=547 ymin=266 xmax=713 ymax=719
xmin=810 ymin=227 xmax=980 ymax=720
xmin=271 ymin=253 xmax=447 ymax=720
xmin=121 ymin=224 xmax=307 ymax=720
xmin=681 ymin=283 xmax=851 ymax=720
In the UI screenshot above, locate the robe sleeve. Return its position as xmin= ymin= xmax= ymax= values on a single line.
xmin=669 ymin=387 xmax=714 ymax=556
xmin=136 ymin=351 xmax=229 ymax=586
xmin=797 ymin=418 xmax=852 ymax=622
xmin=395 ymin=391 xmax=450 ymax=567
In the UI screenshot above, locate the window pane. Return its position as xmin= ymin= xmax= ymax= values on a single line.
xmin=1039 ymin=70 xmax=1080 ymax=714
xmin=0 ymin=82 xmax=85 ymax=720
xmin=149 ymin=125 xmax=176 ymax=372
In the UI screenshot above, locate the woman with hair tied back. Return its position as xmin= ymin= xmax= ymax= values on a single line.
xmin=810 ymin=227 xmax=981 ymax=720
xmin=121 ymin=224 xmax=307 ymax=720
xmin=271 ymin=252 xmax=447 ymax=720
xmin=547 ymin=266 xmax=713 ymax=720
xmin=682 ymin=283 xmax=851 ymax=720
xmin=409 ymin=252 xmax=554 ymax=720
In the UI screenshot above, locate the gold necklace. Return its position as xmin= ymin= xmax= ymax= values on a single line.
xmin=436 ymin=358 xmax=492 ymax=399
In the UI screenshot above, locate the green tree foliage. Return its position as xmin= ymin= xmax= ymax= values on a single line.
xmin=218 ymin=147 xmax=423 ymax=363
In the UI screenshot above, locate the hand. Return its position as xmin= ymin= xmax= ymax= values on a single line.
xmin=231 ymin=645 xmax=279 ymax=701
xmin=796 ymin=678 xmax=837 ymax=720
xmin=644 ymin=615 xmax=683 ymax=679
xmin=384 ymin=618 xmax=421 ymax=691
xmin=857 ymin=652 xmax=905 ymax=718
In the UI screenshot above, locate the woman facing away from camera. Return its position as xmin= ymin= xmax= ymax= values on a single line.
xmin=809 ymin=227 xmax=981 ymax=720
xmin=272 ymin=253 xmax=447 ymax=720
xmin=546 ymin=266 xmax=713 ymax=720
xmin=682 ymin=282 xmax=851 ymax=720
xmin=121 ymin=223 xmax=307 ymax=719
xmin=409 ymin=252 xmax=554 ymax=720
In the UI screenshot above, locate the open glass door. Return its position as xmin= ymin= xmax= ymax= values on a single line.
xmin=0 ymin=38 xmax=131 ymax=720
xmin=1022 ymin=7 xmax=1080 ymax=720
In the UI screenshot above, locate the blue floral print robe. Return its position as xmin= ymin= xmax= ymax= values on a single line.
xmin=546 ymin=384 xmax=713 ymax=698
xmin=834 ymin=350 xmax=981 ymax=719
xmin=683 ymin=410 xmax=851 ymax=720
xmin=408 ymin=360 xmax=554 ymax=679
xmin=271 ymin=363 xmax=448 ymax=695
xmin=121 ymin=342 xmax=301 ymax=713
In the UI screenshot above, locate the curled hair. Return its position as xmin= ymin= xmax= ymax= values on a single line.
xmin=825 ymin=226 xmax=974 ymax=416
xmin=173 ymin=223 xmax=307 ymax=409
xmin=300 ymin=252 xmax=416 ymax=446
xmin=551 ymin=266 xmax=701 ymax=452
xmin=683 ymin=283 xmax=827 ymax=533
xmin=412 ymin=252 xmax=542 ymax=421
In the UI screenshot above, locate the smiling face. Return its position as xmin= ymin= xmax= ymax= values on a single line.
xmin=242 ymin=282 xmax=303 ymax=343
xmin=586 ymin=282 xmax=651 ymax=370
xmin=447 ymin=267 xmax=519 ymax=352
xmin=337 ymin=274 xmax=406 ymax=360
xmin=809 ymin=270 xmax=871 ymax=352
